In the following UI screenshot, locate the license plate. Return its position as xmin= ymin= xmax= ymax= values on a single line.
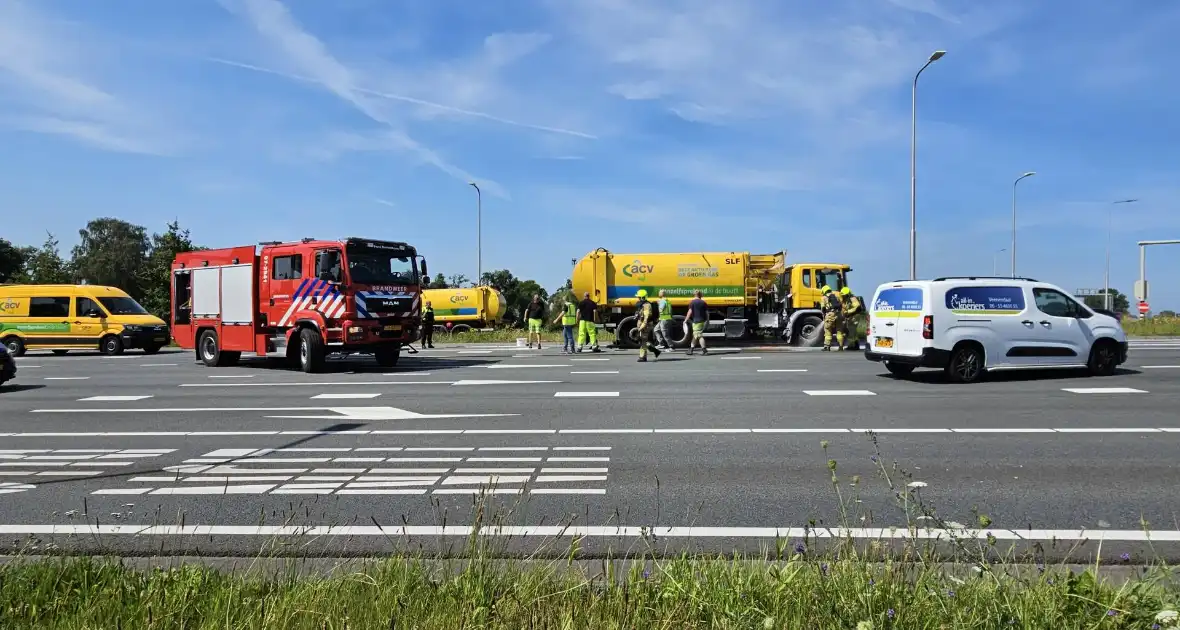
xmin=875 ymin=337 xmax=894 ymax=348
xmin=383 ymin=325 xmax=401 ymax=331
xmin=153 ymin=337 xmax=166 ymax=342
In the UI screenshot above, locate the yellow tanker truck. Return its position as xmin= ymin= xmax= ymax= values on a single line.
xmin=570 ymin=249 xmax=852 ymax=348
xmin=421 ymin=286 xmax=507 ymax=334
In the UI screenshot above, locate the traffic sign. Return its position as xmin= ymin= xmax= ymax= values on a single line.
xmin=1139 ymin=301 xmax=1150 ymax=314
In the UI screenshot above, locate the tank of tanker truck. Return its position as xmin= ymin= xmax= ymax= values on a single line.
xmin=422 ymin=286 xmax=506 ymax=332
xmin=571 ymin=249 xmax=782 ymax=309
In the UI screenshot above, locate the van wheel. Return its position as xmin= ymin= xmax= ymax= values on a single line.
xmin=945 ymin=344 xmax=984 ymax=384
xmin=52 ymin=350 xmax=69 ymax=356
xmin=100 ymin=335 xmax=124 ymax=356
xmin=2 ymin=336 xmax=25 ymax=357
xmin=298 ymin=327 xmax=326 ymax=373
xmin=793 ymin=316 xmax=824 ymax=347
xmin=374 ymin=345 xmax=400 ymax=367
xmin=1086 ymin=340 xmax=1120 ymax=376
xmin=885 ymin=362 xmax=915 ymax=377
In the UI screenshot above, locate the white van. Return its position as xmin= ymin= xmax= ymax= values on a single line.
xmin=864 ymin=277 xmax=1128 ymax=383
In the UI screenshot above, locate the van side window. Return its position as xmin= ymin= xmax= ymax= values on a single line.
xmin=75 ymin=297 xmax=104 ymax=318
xmin=1033 ymin=288 xmax=1083 ymax=318
xmin=30 ymin=297 xmax=70 ymax=318
xmin=272 ymin=255 xmax=303 ymax=281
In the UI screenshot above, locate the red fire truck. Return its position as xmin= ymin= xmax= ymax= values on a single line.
xmin=170 ymin=237 xmax=427 ymax=373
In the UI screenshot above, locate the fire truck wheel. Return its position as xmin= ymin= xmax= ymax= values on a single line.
xmin=374 ymin=345 xmax=400 ymax=367
xmin=298 ymin=327 xmax=326 ymax=373
xmin=100 ymin=334 xmax=124 ymax=356
xmin=199 ymin=330 xmax=222 ymax=367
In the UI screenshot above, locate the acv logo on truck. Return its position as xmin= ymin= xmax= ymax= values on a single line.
xmin=621 ymin=260 xmax=655 ymax=281
xmin=0 ymin=298 xmax=18 ymax=313
xmin=449 ymin=295 xmax=470 ymax=303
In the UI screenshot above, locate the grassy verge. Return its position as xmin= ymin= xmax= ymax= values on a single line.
xmin=434 ymin=328 xmax=618 ymax=345
xmin=1124 ymin=316 xmax=1180 ymax=337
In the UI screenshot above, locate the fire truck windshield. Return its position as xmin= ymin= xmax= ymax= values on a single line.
xmin=346 ymin=245 xmax=418 ymax=286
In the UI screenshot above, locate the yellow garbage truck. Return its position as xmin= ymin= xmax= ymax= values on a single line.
xmin=421 ymin=286 xmax=507 ymax=334
xmin=570 ymin=249 xmax=852 ymax=348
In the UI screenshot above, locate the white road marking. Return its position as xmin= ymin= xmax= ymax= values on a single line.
xmin=45 ymin=377 xmax=89 ymax=380
xmin=530 ymin=488 xmax=606 ymax=495
xmin=1061 ymin=387 xmax=1147 ymax=394
xmin=149 ymin=485 xmax=276 ymax=495
xmin=464 ymin=429 xmax=555 ymax=435
xmin=452 ymin=380 xmax=562 ymax=386
xmin=541 ymin=468 xmax=608 ymax=473
xmin=433 ymin=488 xmax=522 ymax=495
xmin=310 ymin=393 xmax=382 ymax=399
xmin=204 ymin=449 xmax=256 ymax=458
xmin=1140 ymin=365 xmax=1180 ymax=369
xmin=92 ymin=488 xmax=151 ymax=495
xmin=548 ymin=457 xmax=610 ymax=462
xmin=454 ymin=468 xmax=535 ymax=474
xmin=78 ymin=395 xmax=154 ymax=402
xmin=443 ymin=475 xmax=530 ymax=485
xmin=15 ymin=365 xmax=41 ymax=368
xmin=487 ymin=364 xmax=573 ymax=369
xmin=466 ymin=457 xmax=542 ymax=462
xmin=719 ymin=356 xmax=762 ymax=360
xmin=5 ymin=524 xmax=1179 ymax=543
xmin=457 ymin=350 xmax=494 ymax=354
xmin=181 ymin=381 xmax=450 ymax=388
xmin=335 ymin=489 xmax=426 ymax=495
xmin=571 ymin=370 xmax=619 ymax=374
xmin=345 ymin=480 xmax=439 ymax=488
xmin=208 ymin=374 xmax=255 ymax=378
xmin=552 ymin=446 xmax=611 ymax=451
xmin=571 ymin=358 xmax=610 ymax=361
xmin=554 ymin=391 xmax=619 ymax=398
xmin=803 ymin=390 xmax=876 ymax=396
xmin=535 ymin=475 xmax=608 ymax=483
xmin=141 ymin=363 xmax=178 ymax=367
xmin=757 ymin=369 xmax=809 ymax=373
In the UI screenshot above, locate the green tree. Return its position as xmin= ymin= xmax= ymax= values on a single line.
xmin=448 ymin=273 xmax=470 ymax=288
xmin=138 ymin=221 xmax=200 ymax=320
xmin=1081 ymin=289 xmax=1129 ymax=313
xmin=22 ymin=233 xmax=73 ymax=284
xmin=71 ymin=218 xmax=151 ymax=298
xmin=1159 ymin=310 xmax=1177 ymax=318
xmin=0 ymin=239 xmax=30 ymax=283
xmin=480 ymin=270 xmax=548 ymax=325
xmin=428 ymin=273 xmax=449 ymax=289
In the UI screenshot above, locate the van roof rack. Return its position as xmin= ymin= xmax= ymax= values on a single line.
xmin=932 ymin=276 xmax=1039 ymax=282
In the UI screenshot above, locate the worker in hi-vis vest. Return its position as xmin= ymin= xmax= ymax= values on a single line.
xmin=553 ymin=298 xmax=578 ymax=354
xmin=654 ymin=289 xmax=676 ymax=350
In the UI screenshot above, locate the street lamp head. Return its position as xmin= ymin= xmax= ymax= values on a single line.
xmin=1022 ymin=171 xmax=1036 ymax=178
xmin=1114 ymin=199 xmax=1138 ymax=204
xmin=929 ymin=50 xmax=946 ymax=62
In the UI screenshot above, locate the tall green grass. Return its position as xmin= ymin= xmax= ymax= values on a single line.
xmin=1124 ymin=316 xmax=1180 ymax=337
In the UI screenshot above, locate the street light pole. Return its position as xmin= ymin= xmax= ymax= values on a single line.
xmin=910 ymin=50 xmax=946 ymax=281
xmin=1106 ymin=199 xmax=1137 ymax=311
xmin=993 ymin=248 xmax=1006 ymax=276
xmin=1011 ymin=171 xmax=1036 ymax=277
xmin=468 ymin=182 xmax=481 ymax=286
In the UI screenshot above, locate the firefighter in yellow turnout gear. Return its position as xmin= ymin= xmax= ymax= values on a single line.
xmin=634 ymin=289 xmax=661 ymax=362
xmin=840 ymin=286 xmax=864 ymax=351
xmin=821 ymin=285 xmax=845 ymax=351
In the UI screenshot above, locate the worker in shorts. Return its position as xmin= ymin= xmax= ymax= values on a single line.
xmin=634 ymin=289 xmax=661 ymax=362
xmin=821 ymin=285 xmax=845 ymax=351
xmin=575 ymin=291 xmax=601 ymax=353
xmin=524 ymin=294 xmax=546 ymax=349
xmin=686 ymin=290 xmax=708 ymax=356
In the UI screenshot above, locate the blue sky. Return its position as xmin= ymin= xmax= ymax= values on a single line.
xmin=2 ymin=0 xmax=1179 ymax=310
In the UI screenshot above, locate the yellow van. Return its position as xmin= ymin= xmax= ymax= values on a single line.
xmin=0 ymin=284 xmax=169 ymax=357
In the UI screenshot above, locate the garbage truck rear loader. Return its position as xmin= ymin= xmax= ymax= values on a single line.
xmin=570 ymin=248 xmax=852 ymax=348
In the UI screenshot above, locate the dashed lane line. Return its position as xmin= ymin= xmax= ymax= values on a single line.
xmin=758 ymin=369 xmax=808 ymax=373
xmin=1140 ymin=365 xmax=1180 ymax=369
xmin=179 ymin=380 xmax=448 ymax=387
xmin=554 ymin=391 xmax=620 ymax=398
xmin=310 ymin=393 xmax=382 ymax=399
xmin=570 ymin=370 xmax=619 ymax=374
xmin=486 ymin=364 xmax=573 ymax=369
xmin=77 ymin=395 xmax=154 ymax=402
xmin=803 ymin=390 xmax=876 ymax=396
xmin=44 ymin=377 xmax=89 ymax=381
xmin=1061 ymin=387 xmax=1148 ymax=394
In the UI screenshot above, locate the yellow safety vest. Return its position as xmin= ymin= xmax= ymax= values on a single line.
xmin=658 ymin=299 xmax=673 ymax=321
xmin=562 ymin=302 xmax=577 ymax=326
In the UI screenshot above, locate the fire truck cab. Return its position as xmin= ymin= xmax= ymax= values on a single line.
xmin=171 ymin=237 xmax=426 ymax=373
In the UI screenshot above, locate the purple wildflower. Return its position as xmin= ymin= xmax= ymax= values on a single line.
xmin=793 ymin=540 xmax=807 ymax=554
xmin=887 ymin=609 xmax=895 ymax=619
xmin=1106 ymin=610 xmax=1118 ymax=617
xmin=946 ymin=590 xmax=955 ymax=598
xmin=643 ymin=569 xmax=651 ymax=580
xmin=1120 ymin=552 xmax=1131 ymax=561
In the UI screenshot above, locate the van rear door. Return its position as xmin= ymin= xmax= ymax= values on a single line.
xmin=870 ymin=286 xmax=926 ymax=357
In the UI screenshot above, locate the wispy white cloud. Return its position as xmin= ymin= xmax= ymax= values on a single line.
xmin=0 ymin=0 xmax=179 ymax=154
xmin=371 ymin=197 xmax=396 ymax=208
xmin=219 ymin=0 xmax=508 ymax=196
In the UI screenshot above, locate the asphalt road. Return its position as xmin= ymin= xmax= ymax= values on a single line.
xmin=2 ymin=338 xmax=1179 ymax=559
